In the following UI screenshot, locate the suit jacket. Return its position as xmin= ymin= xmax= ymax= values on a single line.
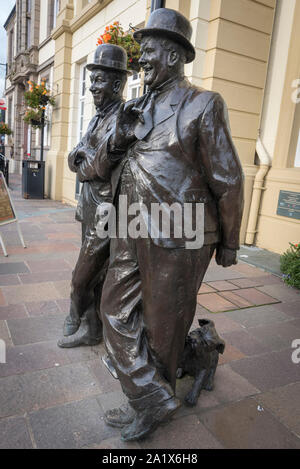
xmin=68 ymin=99 xmax=122 ymax=229
xmin=98 ymin=78 xmax=244 ymax=249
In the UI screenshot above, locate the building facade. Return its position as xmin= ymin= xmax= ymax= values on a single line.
xmin=4 ymin=0 xmax=57 ymax=170
xmin=4 ymin=0 xmax=300 ymax=254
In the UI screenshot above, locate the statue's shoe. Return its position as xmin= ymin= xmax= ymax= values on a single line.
xmin=63 ymin=315 xmax=80 ymax=337
xmin=57 ymin=331 xmax=102 ymax=348
xmin=104 ymin=403 xmax=136 ymax=428
xmin=121 ymin=397 xmax=181 ymax=441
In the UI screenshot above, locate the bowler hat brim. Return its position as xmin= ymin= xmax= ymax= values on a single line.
xmin=133 ymin=28 xmax=195 ymax=64
xmin=86 ymin=63 xmax=131 ymax=74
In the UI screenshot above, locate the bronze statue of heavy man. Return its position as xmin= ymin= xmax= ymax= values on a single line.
xmin=58 ymin=44 xmax=129 ymax=348
xmin=97 ymin=8 xmax=244 ymax=441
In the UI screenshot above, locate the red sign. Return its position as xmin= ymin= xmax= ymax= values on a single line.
xmin=0 ymin=99 xmax=6 ymax=111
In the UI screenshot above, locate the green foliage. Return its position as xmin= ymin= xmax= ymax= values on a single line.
xmin=23 ymin=80 xmax=55 ymax=128
xmin=0 ymin=122 xmax=12 ymax=135
xmin=97 ymin=22 xmax=141 ymax=71
xmin=280 ymin=242 xmax=300 ymax=289
xmin=23 ymin=109 xmax=43 ymax=128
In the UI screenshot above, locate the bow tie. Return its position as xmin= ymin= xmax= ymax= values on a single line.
xmin=134 ymin=77 xmax=180 ymax=140
xmin=134 ymin=89 xmax=160 ymax=140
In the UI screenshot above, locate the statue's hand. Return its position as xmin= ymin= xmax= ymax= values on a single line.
xmin=74 ymin=149 xmax=86 ymax=166
xmin=68 ymin=142 xmax=84 ymax=172
xmin=112 ymin=101 xmax=144 ymax=150
xmin=216 ymin=246 xmax=237 ymax=267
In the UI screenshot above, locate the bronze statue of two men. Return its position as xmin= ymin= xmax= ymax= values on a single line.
xmin=58 ymin=8 xmax=244 ymax=441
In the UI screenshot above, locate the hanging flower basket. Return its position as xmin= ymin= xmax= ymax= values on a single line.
xmin=0 ymin=122 xmax=13 ymax=135
xmin=24 ymin=109 xmax=44 ymax=129
xmin=23 ymin=79 xmax=55 ymax=128
xmin=97 ymin=22 xmax=141 ymax=72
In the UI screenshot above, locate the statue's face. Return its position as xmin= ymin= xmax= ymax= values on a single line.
xmin=139 ymin=37 xmax=172 ymax=88
xmin=89 ymin=69 xmax=116 ymax=107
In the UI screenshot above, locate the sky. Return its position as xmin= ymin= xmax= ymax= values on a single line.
xmin=0 ymin=0 xmax=16 ymax=98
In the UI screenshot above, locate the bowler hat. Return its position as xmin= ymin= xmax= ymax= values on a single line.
xmin=86 ymin=43 xmax=130 ymax=73
xmin=133 ymin=8 xmax=195 ymax=64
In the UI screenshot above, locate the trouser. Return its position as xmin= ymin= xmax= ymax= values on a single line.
xmin=69 ymin=224 xmax=110 ymax=329
xmin=100 ymin=164 xmax=215 ymax=411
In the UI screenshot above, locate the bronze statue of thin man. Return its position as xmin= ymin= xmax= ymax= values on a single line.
xmin=57 ymin=44 xmax=130 ymax=348
xmin=96 ymin=9 xmax=244 ymax=441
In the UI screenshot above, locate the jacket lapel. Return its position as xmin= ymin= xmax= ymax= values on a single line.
xmin=134 ymin=85 xmax=189 ymax=140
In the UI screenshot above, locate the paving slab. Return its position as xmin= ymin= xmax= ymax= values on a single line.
xmin=230 ymin=348 xmax=300 ymax=392
xmin=198 ymin=283 xmax=216 ymax=294
xmin=2 ymin=282 xmax=63 ymax=305
xmin=53 ymin=280 xmax=71 ymax=299
xmin=225 ymin=305 xmax=290 ymax=328
xmin=200 ymin=397 xmax=300 ymax=449
xmin=222 ymin=329 xmax=270 ymax=356
xmin=0 ymin=341 xmax=71 ymax=378
xmin=246 ymin=320 xmax=300 ymax=352
xmin=140 ymin=414 xmax=223 ymax=449
xmin=0 ymin=304 xmax=28 ymax=320
xmin=0 ymin=262 xmax=30 ymax=275
xmin=19 ymin=270 xmax=72 ymax=285
xmin=25 ymin=300 xmax=62 ymax=317
xmin=258 ymin=284 xmax=300 ymax=302
xmin=254 ymin=383 xmax=300 ymax=436
xmin=197 ymin=293 xmax=236 ymax=312
xmin=0 ymin=363 xmax=101 ymax=418
xmin=0 ymin=275 xmax=21 ymax=286
xmin=206 ymin=280 xmax=239 ymax=291
xmin=203 ymin=265 xmax=245 ymax=282
xmin=218 ymin=343 xmax=245 ymax=364
xmin=26 ymin=259 xmax=72 ymax=273
xmin=232 ymin=287 xmax=280 ymax=305
xmin=218 ymin=290 xmax=253 ymax=308
xmin=233 ymin=262 xmax=270 ymax=277
xmin=7 ymin=314 xmax=65 ymax=345
xmin=0 ymin=289 xmax=6 ymax=306
xmin=29 ymin=397 xmax=118 ymax=449
xmin=0 ymin=416 xmax=33 ymax=449
xmin=87 ymin=359 xmax=123 ymax=394
xmin=209 ymin=364 xmax=260 ymax=404
xmin=0 ymin=320 xmax=13 ymax=346
xmin=274 ymin=301 xmax=300 ymax=319
xmin=197 ymin=311 xmax=244 ymax=334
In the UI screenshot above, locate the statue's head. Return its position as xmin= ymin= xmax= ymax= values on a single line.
xmin=134 ymin=8 xmax=195 ymax=88
xmin=87 ymin=43 xmax=130 ymax=107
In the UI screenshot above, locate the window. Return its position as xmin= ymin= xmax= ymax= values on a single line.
xmin=78 ymin=64 xmax=86 ymax=141
xmin=8 ymin=29 xmax=14 ymax=63
xmin=127 ymin=72 xmax=142 ymax=100
xmin=16 ymin=0 xmax=22 ymax=52
xmin=7 ymin=97 xmax=13 ymax=130
xmin=48 ymin=0 xmax=60 ymax=34
xmin=75 ymin=63 xmax=87 ymax=198
xmin=53 ymin=0 xmax=60 ymax=29
xmin=26 ymin=0 xmax=31 ymax=49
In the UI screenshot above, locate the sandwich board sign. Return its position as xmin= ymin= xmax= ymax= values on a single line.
xmin=0 ymin=171 xmax=26 ymax=256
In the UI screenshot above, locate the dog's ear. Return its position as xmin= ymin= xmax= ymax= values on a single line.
xmin=198 ymin=319 xmax=210 ymax=328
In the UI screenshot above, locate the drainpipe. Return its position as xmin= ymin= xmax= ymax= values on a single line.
xmin=245 ymin=137 xmax=271 ymax=245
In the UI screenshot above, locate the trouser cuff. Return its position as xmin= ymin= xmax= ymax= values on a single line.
xmin=128 ymin=386 xmax=174 ymax=412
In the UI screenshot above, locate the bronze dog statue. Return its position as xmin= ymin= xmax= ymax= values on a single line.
xmin=176 ymin=319 xmax=225 ymax=406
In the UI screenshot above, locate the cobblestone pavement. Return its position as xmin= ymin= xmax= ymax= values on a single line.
xmin=0 ymin=174 xmax=299 ymax=449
